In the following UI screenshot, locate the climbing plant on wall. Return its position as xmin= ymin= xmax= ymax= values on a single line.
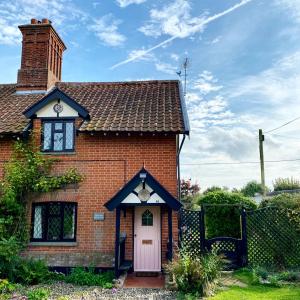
xmin=0 ymin=139 xmax=82 ymax=263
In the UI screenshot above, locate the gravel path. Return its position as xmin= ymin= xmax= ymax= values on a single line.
xmin=13 ymin=282 xmax=178 ymax=300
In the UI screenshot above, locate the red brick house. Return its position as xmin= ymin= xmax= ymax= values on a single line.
xmin=0 ymin=19 xmax=189 ymax=276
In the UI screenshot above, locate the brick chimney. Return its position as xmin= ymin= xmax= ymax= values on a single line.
xmin=17 ymin=19 xmax=66 ymax=92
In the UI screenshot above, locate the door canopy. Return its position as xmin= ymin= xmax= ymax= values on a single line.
xmin=104 ymin=168 xmax=182 ymax=211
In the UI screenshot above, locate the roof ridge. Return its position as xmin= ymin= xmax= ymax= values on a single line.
xmin=0 ymin=83 xmax=17 ymax=87
xmin=56 ymin=80 xmax=180 ymax=86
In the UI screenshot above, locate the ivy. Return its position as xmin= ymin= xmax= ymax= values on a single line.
xmin=0 ymin=139 xmax=83 ymax=247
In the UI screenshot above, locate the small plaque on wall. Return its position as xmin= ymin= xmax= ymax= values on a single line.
xmin=94 ymin=213 xmax=105 ymax=221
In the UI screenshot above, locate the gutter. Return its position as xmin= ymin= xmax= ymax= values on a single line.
xmin=176 ymin=81 xmax=190 ymax=200
xmin=177 ymin=134 xmax=186 ymax=201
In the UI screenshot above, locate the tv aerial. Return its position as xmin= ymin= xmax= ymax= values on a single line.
xmin=176 ymin=57 xmax=189 ymax=96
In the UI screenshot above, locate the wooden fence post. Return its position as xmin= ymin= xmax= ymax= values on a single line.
xmin=241 ymin=208 xmax=248 ymax=267
xmin=200 ymin=205 xmax=206 ymax=253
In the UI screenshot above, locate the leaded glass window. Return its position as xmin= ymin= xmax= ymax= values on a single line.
xmin=31 ymin=202 xmax=77 ymax=242
xmin=142 ymin=209 xmax=153 ymax=226
xmin=43 ymin=123 xmax=52 ymax=150
xmin=42 ymin=120 xmax=75 ymax=152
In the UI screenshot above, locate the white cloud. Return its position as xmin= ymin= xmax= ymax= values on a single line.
xmin=155 ymin=62 xmax=176 ymax=75
xmin=125 ymin=48 xmax=178 ymax=75
xmin=170 ymin=53 xmax=180 ymax=62
xmin=193 ymin=71 xmax=223 ymax=95
xmin=275 ymin=0 xmax=300 ymax=23
xmin=181 ymin=51 xmax=300 ymax=189
xmin=88 ymin=14 xmax=126 ymax=47
xmin=111 ymin=0 xmax=253 ymax=69
xmin=139 ymin=0 xmax=205 ymax=39
xmin=209 ymin=36 xmax=221 ymax=44
xmin=227 ymin=52 xmax=300 ymax=110
xmin=116 ymin=0 xmax=146 ymax=8
xmin=0 ymin=0 xmax=86 ymax=45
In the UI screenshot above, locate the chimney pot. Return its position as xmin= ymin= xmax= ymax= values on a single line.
xmin=31 ymin=18 xmax=38 ymax=24
xmin=42 ymin=18 xmax=50 ymax=24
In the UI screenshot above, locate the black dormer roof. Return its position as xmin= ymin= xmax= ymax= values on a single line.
xmin=23 ymin=87 xmax=89 ymax=119
xmin=104 ymin=167 xmax=182 ymax=211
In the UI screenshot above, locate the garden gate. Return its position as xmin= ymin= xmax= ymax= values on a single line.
xmin=179 ymin=204 xmax=248 ymax=268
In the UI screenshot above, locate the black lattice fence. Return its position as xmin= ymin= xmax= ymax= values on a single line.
xmin=179 ymin=209 xmax=202 ymax=256
xmin=247 ymin=207 xmax=300 ymax=267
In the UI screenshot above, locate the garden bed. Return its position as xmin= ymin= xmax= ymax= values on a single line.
xmin=3 ymin=282 xmax=177 ymax=300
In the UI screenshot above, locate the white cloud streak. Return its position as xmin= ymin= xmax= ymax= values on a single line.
xmin=116 ymin=0 xmax=146 ymax=8
xmin=110 ymin=0 xmax=253 ymax=69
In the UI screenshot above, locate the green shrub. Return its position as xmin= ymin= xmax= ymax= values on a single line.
xmin=261 ymin=193 xmax=300 ymax=211
xmin=167 ymin=250 xmax=221 ymax=296
xmin=15 ymin=259 xmax=50 ymax=285
xmin=260 ymin=194 xmax=300 ymax=232
xmin=197 ymin=191 xmax=257 ymax=238
xmin=27 ymin=288 xmax=50 ymax=300
xmin=277 ymin=271 xmax=299 ymax=282
xmin=65 ymin=268 xmax=114 ymax=287
xmin=0 ymin=279 xmax=16 ymax=294
xmin=0 ymin=255 xmax=50 ymax=285
xmin=273 ymin=177 xmax=300 ymax=191
xmin=0 ymin=237 xmax=21 ymax=280
xmin=254 ymin=266 xmax=269 ymax=280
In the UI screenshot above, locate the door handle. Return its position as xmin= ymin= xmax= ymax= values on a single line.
xmin=134 ymin=234 xmax=137 ymax=237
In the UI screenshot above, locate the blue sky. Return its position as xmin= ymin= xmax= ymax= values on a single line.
xmin=1 ymin=0 xmax=300 ymax=190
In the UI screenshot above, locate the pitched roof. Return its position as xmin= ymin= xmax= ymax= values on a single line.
xmin=0 ymin=80 xmax=189 ymax=135
xmin=105 ymin=167 xmax=182 ymax=211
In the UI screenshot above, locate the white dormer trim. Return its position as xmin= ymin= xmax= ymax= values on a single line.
xmin=121 ymin=183 xmax=165 ymax=204
xmin=36 ymin=99 xmax=79 ymax=118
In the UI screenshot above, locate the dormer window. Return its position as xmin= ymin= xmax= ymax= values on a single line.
xmin=42 ymin=119 xmax=75 ymax=152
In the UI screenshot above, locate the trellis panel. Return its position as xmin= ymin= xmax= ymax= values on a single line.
xmin=247 ymin=207 xmax=300 ymax=267
xmin=179 ymin=209 xmax=202 ymax=256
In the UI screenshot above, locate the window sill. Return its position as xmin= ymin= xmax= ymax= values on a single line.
xmin=41 ymin=152 xmax=76 ymax=155
xmin=29 ymin=242 xmax=77 ymax=247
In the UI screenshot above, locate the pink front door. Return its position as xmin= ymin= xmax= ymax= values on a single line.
xmin=134 ymin=206 xmax=161 ymax=272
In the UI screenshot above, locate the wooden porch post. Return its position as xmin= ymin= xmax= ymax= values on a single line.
xmin=114 ymin=207 xmax=121 ymax=277
xmin=168 ymin=207 xmax=173 ymax=260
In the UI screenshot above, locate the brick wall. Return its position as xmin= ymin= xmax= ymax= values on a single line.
xmin=17 ymin=20 xmax=65 ymax=91
xmin=0 ymin=119 xmax=179 ymax=268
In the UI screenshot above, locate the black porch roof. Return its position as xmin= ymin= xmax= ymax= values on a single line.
xmin=104 ymin=168 xmax=182 ymax=211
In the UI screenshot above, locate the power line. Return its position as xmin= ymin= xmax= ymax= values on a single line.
xmin=266 ymin=133 xmax=300 ymax=141
xmin=182 ymin=158 xmax=300 ymax=166
xmin=265 ymin=116 xmax=300 ymax=134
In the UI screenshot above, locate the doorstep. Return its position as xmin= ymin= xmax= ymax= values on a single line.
xmin=123 ymin=272 xmax=165 ymax=288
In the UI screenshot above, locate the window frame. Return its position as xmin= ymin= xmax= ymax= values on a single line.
xmin=142 ymin=209 xmax=153 ymax=226
xmin=41 ymin=118 xmax=76 ymax=153
xmin=30 ymin=202 xmax=78 ymax=243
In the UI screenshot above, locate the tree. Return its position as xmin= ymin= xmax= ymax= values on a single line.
xmin=241 ymin=180 xmax=264 ymax=197
xmin=203 ymin=186 xmax=223 ymax=195
xmin=180 ymin=179 xmax=200 ymax=209
xmin=180 ymin=179 xmax=200 ymax=198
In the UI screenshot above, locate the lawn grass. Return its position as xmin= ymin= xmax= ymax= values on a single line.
xmin=233 ymin=268 xmax=256 ymax=285
xmin=211 ymin=285 xmax=300 ymax=300
xmin=211 ymin=268 xmax=300 ymax=299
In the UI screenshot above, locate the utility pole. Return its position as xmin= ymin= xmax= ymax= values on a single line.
xmin=259 ymin=129 xmax=266 ymax=196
